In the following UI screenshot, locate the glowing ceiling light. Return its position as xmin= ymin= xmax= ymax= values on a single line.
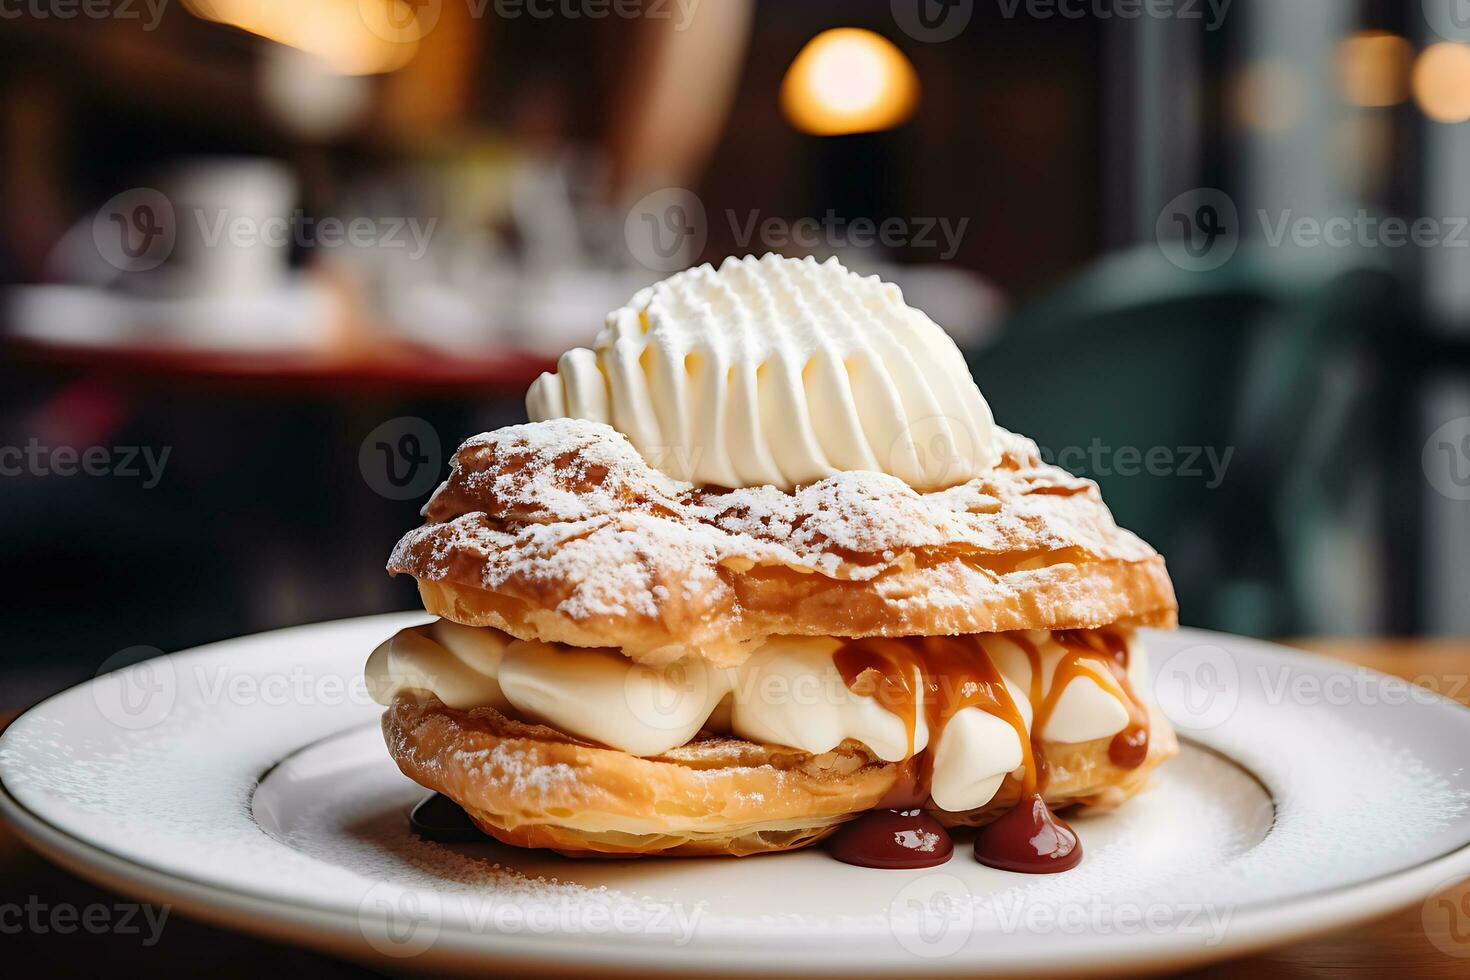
xmin=1414 ymin=42 xmax=1470 ymax=123
xmin=1338 ymin=31 xmax=1412 ymax=108
xmin=781 ymin=28 xmax=920 ymax=137
xmin=183 ymin=0 xmax=421 ymax=76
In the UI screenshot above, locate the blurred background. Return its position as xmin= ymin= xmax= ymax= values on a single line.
xmin=3 ymin=0 xmax=1470 ymax=702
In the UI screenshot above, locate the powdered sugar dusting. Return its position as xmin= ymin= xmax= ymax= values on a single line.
xmin=455 ymin=743 xmax=580 ymax=797
xmin=389 ymin=419 xmax=1159 ymax=636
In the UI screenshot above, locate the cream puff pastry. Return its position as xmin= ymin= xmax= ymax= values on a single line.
xmin=371 ymin=254 xmax=1179 ymax=870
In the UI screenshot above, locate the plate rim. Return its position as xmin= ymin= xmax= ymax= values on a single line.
xmin=5 ymin=774 xmax=1469 ymax=977
xmin=3 ymin=617 xmax=1470 ymax=975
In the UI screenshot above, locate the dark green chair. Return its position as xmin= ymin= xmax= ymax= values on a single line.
xmin=967 ymin=246 xmax=1399 ymax=635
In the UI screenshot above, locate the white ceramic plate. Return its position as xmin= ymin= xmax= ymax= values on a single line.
xmin=2 ymin=615 xmax=1468 ymax=976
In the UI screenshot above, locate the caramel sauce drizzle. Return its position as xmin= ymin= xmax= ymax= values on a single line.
xmin=835 ymin=636 xmax=1035 ymax=807
xmin=1052 ymin=629 xmax=1151 ymax=770
xmin=834 ymin=628 xmax=1150 ymax=810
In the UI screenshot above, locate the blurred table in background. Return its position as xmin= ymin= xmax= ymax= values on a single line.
xmin=5 ymin=337 xmax=556 ymax=397
xmin=2 ymin=639 xmax=1468 ymax=976
xmin=0 ymin=323 xmax=549 ymax=701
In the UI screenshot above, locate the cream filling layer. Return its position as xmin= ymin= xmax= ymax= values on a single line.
xmin=365 ymin=622 xmax=1146 ymax=813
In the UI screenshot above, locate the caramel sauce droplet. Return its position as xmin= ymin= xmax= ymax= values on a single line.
xmin=829 ymin=630 xmax=1149 ymax=872
xmin=828 ymin=808 xmax=955 ymax=869
xmin=974 ymin=792 xmax=1082 ymax=873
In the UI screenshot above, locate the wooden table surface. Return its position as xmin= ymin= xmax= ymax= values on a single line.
xmin=2 ymin=639 xmax=1468 ymax=976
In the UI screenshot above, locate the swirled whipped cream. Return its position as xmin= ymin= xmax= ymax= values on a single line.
xmin=526 ymin=254 xmax=1000 ymax=491
xmin=366 ymin=622 xmax=1145 ymax=813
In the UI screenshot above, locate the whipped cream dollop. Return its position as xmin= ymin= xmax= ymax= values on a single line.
xmin=526 ymin=254 xmax=1000 ymax=491
xmin=367 ymin=623 xmax=1146 ymax=813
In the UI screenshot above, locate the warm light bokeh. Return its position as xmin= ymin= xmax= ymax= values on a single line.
xmin=1414 ymin=42 xmax=1470 ymax=123
xmin=780 ymin=28 xmax=919 ymax=137
xmin=183 ymin=0 xmax=421 ymax=76
xmin=1337 ymin=31 xmax=1412 ymax=108
xmin=1231 ymin=59 xmax=1306 ymax=133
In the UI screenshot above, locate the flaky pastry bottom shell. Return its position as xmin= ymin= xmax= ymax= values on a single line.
xmin=383 ymin=693 xmax=1179 ymax=858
